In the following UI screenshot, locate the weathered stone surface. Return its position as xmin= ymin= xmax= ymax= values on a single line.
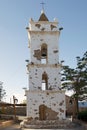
xmin=26 ymin=11 xmax=65 ymax=120
xmin=33 ymin=49 xmax=41 ymax=60
xmin=51 ymin=24 xmax=57 ymax=30
xmin=20 ymin=119 xmax=82 ymax=129
xmin=35 ymin=23 xmax=41 ymax=28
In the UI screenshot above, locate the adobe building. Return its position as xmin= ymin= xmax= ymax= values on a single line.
xmin=26 ymin=10 xmax=66 ymax=120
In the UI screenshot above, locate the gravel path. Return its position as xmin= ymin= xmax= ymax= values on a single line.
xmin=0 ymin=124 xmax=20 ymax=130
xmin=0 ymin=123 xmax=86 ymax=130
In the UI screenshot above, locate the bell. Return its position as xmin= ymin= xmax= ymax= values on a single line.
xmin=42 ymin=52 xmax=46 ymax=57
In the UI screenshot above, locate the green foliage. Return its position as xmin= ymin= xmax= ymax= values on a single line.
xmin=61 ymin=51 xmax=87 ymax=101
xmin=78 ymin=110 xmax=87 ymax=121
xmin=61 ymin=51 xmax=87 ymax=113
xmin=0 ymin=110 xmax=2 ymax=114
xmin=0 ymin=81 xmax=6 ymax=101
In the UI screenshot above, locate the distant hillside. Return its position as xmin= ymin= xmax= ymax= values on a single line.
xmin=79 ymin=102 xmax=87 ymax=108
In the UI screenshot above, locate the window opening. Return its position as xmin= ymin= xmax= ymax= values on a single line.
xmin=41 ymin=44 xmax=47 ymax=64
xmin=42 ymin=72 xmax=48 ymax=90
xmin=42 ymin=80 xmax=46 ymax=90
xmin=41 ymin=59 xmax=46 ymax=64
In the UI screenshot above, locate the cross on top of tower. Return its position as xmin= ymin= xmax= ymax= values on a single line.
xmin=40 ymin=1 xmax=45 ymax=11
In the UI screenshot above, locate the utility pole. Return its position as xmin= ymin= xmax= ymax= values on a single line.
xmin=13 ymin=95 xmax=18 ymax=120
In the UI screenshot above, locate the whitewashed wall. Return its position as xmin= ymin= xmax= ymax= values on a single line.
xmin=28 ymin=21 xmax=60 ymax=64
xmin=28 ymin=65 xmax=61 ymax=90
xmin=26 ymin=90 xmax=66 ymax=120
xmin=28 ymin=32 xmax=59 ymax=64
xmin=26 ymin=14 xmax=66 ymax=120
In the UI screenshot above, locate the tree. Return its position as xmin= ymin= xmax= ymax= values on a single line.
xmin=61 ymin=51 xmax=87 ymax=115
xmin=0 ymin=81 xmax=6 ymax=101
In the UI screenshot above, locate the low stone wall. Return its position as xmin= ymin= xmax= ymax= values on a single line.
xmin=0 ymin=114 xmax=14 ymax=120
xmin=73 ymin=119 xmax=87 ymax=130
xmin=83 ymin=124 xmax=87 ymax=130
xmin=1 ymin=106 xmax=26 ymax=116
xmin=80 ymin=122 xmax=87 ymax=130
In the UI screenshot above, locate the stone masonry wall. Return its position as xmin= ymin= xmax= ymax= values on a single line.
xmin=29 ymin=32 xmax=59 ymax=64
xmin=28 ymin=65 xmax=61 ymax=90
xmin=26 ymin=90 xmax=66 ymax=120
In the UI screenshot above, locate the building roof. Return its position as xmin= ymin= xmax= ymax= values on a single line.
xmin=38 ymin=11 xmax=49 ymax=21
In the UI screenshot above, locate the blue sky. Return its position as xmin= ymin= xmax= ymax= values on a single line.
xmin=0 ymin=0 xmax=87 ymax=103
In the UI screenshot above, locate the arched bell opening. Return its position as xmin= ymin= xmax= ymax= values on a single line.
xmin=42 ymin=72 xmax=48 ymax=90
xmin=41 ymin=43 xmax=47 ymax=64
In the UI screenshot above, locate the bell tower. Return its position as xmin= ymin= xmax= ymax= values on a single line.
xmin=26 ymin=10 xmax=66 ymax=120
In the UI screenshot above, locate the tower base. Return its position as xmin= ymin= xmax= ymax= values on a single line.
xmin=20 ymin=118 xmax=80 ymax=129
xmin=26 ymin=90 xmax=66 ymax=120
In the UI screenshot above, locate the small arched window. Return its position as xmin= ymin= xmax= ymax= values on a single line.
xmin=42 ymin=72 xmax=48 ymax=90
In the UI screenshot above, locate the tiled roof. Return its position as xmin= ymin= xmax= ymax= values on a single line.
xmin=38 ymin=12 xmax=49 ymax=21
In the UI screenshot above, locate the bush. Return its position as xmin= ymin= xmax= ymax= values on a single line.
xmin=0 ymin=110 xmax=2 ymax=114
xmin=78 ymin=110 xmax=87 ymax=121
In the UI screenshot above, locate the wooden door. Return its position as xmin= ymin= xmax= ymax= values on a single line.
xmin=39 ymin=105 xmax=46 ymax=120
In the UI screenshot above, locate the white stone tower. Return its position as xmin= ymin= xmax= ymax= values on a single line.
xmin=26 ymin=10 xmax=66 ymax=120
